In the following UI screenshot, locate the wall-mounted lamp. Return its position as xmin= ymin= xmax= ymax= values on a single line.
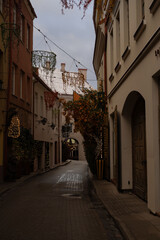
xmin=41 ymin=117 xmax=47 ymax=125
xmin=51 ymin=123 xmax=55 ymax=130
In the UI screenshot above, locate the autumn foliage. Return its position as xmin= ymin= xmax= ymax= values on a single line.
xmin=60 ymin=0 xmax=92 ymax=15
xmin=63 ymin=89 xmax=107 ymax=173
xmin=63 ymin=89 xmax=106 ymax=139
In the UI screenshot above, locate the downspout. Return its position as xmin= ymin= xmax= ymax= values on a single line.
xmin=104 ymin=17 xmax=107 ymax=98
xmin=103 ymin=16 xmax=110 ymax=180
xmin=32 ymin=75 xmax=38 ymax=139
xmin=4 ymin=0 xmax=12 ymax=179
xmin=58 ymin=101 xmax=61 ymax=164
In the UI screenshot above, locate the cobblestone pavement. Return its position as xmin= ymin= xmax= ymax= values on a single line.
xmin=0 ymin=161 xmax=124 ymax=240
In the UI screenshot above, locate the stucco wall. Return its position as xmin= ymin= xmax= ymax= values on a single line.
xmin=106 ymin=0 xmax=160 ymax=213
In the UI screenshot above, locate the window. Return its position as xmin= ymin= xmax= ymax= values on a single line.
xmin=27 ymin=76 xmax=30 ymax=103
xmin=12 ymin=64 xmax=16 ymax=95
xmin=124 ymin=0 xmax=130 ymax=46
xmin=35 ymin=92 xmax=38 ymax=115
xmin=20 ymin=15 xmax=25 ymax=42
xmin=20 ymin=70 xmax=24 ymax=99
xmin=115 ymin=12 xmax=120 ymax=64
xmin=40 ymin=96 xmax=43 ymax=116
xmin=142 ymin=0 xmax=145 ymax=19
xmin=27 ymin=24 xmax=30 ymax=50
xmin=134 ymin=0 xmax=146 ymax=40
xmin=13 ymin=3 xmax=17 ymax=24
xmin=109 ymin=29 xmax=114 ymax=78
xmin=136 ymin=0 xmax=145 ymax=26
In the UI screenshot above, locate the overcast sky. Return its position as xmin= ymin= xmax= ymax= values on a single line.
xmin=31 ymin=0 xmax=97 ymax=89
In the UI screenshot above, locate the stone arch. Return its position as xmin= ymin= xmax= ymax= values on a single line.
xmin=62 ymin=138 xmax=79 ymax=161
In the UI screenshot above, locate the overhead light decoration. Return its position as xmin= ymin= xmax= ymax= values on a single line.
xmin=44 ymin=91 xmax=58 ymax=110
xmin=32 ymin=50 xmax=56 ymax=73
xmin=62 ymin=72 xmax=84 ymax=92
xmin=8 ymin=116 xmax=20 ymax=138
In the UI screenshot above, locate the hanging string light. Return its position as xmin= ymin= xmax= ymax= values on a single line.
xmin=8 ymin=116 xmax=20 ymax=138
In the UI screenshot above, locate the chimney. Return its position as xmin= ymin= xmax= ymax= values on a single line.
xmin=78 ymin=69 xmax=87 ymax=81
xmin=61 ymin=63 xmax=65 ymax=72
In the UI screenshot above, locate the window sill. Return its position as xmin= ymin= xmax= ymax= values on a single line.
xmin=134 ymin=19 xmax=146 ymax=41
xmin=12 ymin=94 xmax=18 ymax=98
xmin=122 ymin=46 xmax=131 ymax=61
xmin=26 ymin=48 xmax=30 ymax=53
xmin=149 ymin=0 xmax=160 ymax=14
xmin=109 ymin=73 xmax=114 ymax=82
xmin=20 ymin=98 xmax=24 ymax=102
xmin=114 ymin=62 xmax=121 ymax=73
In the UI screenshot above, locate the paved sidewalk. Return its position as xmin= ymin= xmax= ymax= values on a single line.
xmin=91 ymin=176 xmax=160 ymax=240
xmin=0 ymin=160 xmax=71 ymax=196
xmin=1 ymin=161 xmax=160 ymax=240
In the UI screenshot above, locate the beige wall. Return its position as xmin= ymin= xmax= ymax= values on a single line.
xmin=106 ymin=0 xmax=160 ymax=213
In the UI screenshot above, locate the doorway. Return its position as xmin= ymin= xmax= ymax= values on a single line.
xmin=132 ymin=97 xmax=147 ymax=201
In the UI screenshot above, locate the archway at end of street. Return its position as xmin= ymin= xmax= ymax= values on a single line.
xmin=62 ymin=138 xmax=79 ymax=162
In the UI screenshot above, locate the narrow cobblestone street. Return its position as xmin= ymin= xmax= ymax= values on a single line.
xmin=0 ymin=161 xmax=124 ymax=240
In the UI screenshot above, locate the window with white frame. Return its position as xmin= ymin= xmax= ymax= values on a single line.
xmin=124 ymin=0 xmax=130 ymax=47
xmin=115 ymin=11 xmax=120 ymax=64
xmin=12 ymin=64 xmax=16 ymax=95
xmin=20 ymin=70 xmax=24 ymax=99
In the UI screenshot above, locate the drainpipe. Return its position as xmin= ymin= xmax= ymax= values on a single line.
xmin=58 ymin=101 xmax=61 ymax=164
xmin=32 ymin=75 xmax=38 ymax=139
xmin=103 ymin=16 xmax=110 ymax=180
xmin=4 ymin=0 xmax=12 ymax=179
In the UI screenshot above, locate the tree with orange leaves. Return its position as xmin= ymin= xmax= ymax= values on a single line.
xmin=63 ymin=89 xmax=107 ymax=173
xmin=60 ymin=0 xmax=92 ymax=15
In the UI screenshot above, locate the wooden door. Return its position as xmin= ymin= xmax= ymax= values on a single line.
xmin=132 ymin=98 xmax=147 ymax=201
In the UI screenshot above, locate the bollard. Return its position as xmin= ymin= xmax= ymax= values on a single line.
xmin=96 ymin=159 xmax=104 ymax=179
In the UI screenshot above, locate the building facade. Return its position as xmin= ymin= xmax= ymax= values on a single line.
xmin=33 ymin=71 xmax=62 ymax=172
xmin=0 ymin=0 xmax=36 ymax=180
xmin=93 ymin=0 xmax=160 ymax=214
xmin=0 ymin=0 xmax=9 ymax=182
xmin=38 ymin=62 xmax=93 ymax=162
